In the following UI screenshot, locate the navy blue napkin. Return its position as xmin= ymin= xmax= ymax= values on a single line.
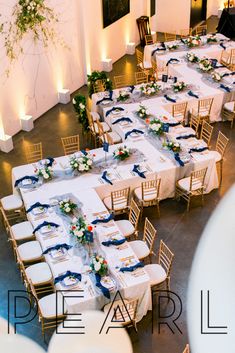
xmin=125 ymin=129 xmax=144 ymax=139
xmin=43 ymin=243 xmax=72 ymax=255
xmin=101 ymin=171 xmax=113 ymax=185
xmin=174 ymin=153 xmax=184 ymax=167
xmin=81 ymin=149 xmax=88 ymax=156
xmin=164 ymin=94 xmax=176 ymax=103
xmin=106 ymin=107 xmax=124 ymax=117
xmin=33 ymin=221 xmax=60 ymax=234
xmin=167 ymin=121 xmax=181 ymax=127
xmin=189 ymin=147 xmax=208 ymax=153
xmin=220 ymin=43 xmax=226 ymax=50
xmin=166 ymin=58 xmax=179 ymax=66
xmin=14 ymin=175 xmax=39 ymax=187
xmin=112 ymin=117 xmax=132 ymax=125
xmin=220 ymin=84 xmax=231 ymax=92
xmin=152 ymin=47 xmax=166 ymax=56
xmin=180 ymin=38 xmax=186 ymax=44
xmin=96 ymin=91 xmax=113 ymax=105
xmin=95 ymin=273 xmax=110 ymax=299
xmin=26 ymin=202 xmax=50 ymax=213
xmin=176 ymin=134 xmax=196 ymax=140
xmin=120 ymin=261 xmax=144 ymax=272
xmin=132 ymin=164 xmax=146 ymax=178
xmin=54 ymin=271 xmax=82 ymax=285
xmin=102 ymin=238 xmax=126 ymax=247
xmin=129 ymin=85 xmax=135 ymax=93
xmin=188 ymin=90 xmax=199 ymax=99
xmin=92 ymin=214 xmax=114 ymax=225
xmin=44 ymin=157 xmax=54 ymax=167
xmin=222 ymin=72 xmax=235 ymax=77
xmin=161 ymin=42 xmax=166 ymax=49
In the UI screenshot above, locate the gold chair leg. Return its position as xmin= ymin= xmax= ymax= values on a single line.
xmin=187 ymin=196 xmax=190 ymax=212
xmin=156 ymin=202 xmax=160 ymax=218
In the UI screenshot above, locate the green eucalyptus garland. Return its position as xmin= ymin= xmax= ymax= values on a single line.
xmin=72 ymin=94 xmax=89 ymax=132
xmin=87 ymin=71 xmax=113 ymax=97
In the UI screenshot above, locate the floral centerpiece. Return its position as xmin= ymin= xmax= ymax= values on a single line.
xmin=148 ymin=118 xmax=164 ymax=136
xmin=186 ymin=52 xmax=199 ymax=63
xmin=207 ymin=35 xmax=218 ymax=44
xmin=198 ymin=58 xmax=213 ymax=72
xmin=117 ymin=90 xmax=130 ymax=102
xmin=185 ymin=36 xmax=201 ymax=48
xmin=70 ymin=216 xmax=93 ymax=244
xmin=34 ymin=166 xmax=53 ymax=180
xmin=72 ymin=94 xmax=88 ymax=131
xmin=87 ymin=71 xmax=113 ymax=97
xmin=90 ymin=254 xmax=108 ymax=277
xmin=136 ymin=104 xmax=148 ymax=119
xmin=113 ymin=145 xmax=130 ymax=161
xmin=163 ymin=140 xmax=181 ymax=153
xmin=59 ymin=198 xmax=77 ymax=215
xmin=173 ymin=81 xmax=187 ymax=92
xmin=167 ymin=44 xmax=179 ymax=51
xmin=69 ymin=152 xmax=94 ymax=173
xmin=211 ymin=71 xmax=222 ymax=82
xmin=140 ymin=82 xmax=161 ymax=96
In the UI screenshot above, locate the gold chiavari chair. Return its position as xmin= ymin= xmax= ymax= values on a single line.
xmin=116 ymin=199 xmax=141 ymax=239
xmin=129 ymin=217 xmax=157 ymax=262
xmin=86 ymin=108 xmax=110 ymax=147
xmin=103 ymin=187 xmax=130 ymax=215
xmin=135 ymin=71 xmax=148 ymax=85
xmin=182 ymin=344 xmax=190 ymax=353
xmin=200 ymin=121 xmax=213 ymax=146
xmin=10 ymin=220 xmax=35 ymax=244
xmin=222 ymin=100 xmax=235 ymax=128
xmin=172 ymin=102 xmax=188 ymax=125
xmin=195 ymin=24 xmax=207 ymax=36
xmin=103 ymin=298 xmax=139 ymax=332
xmin=164 ymin=31 xmax=177 ymax=42
xmin=229 ymin=54 xmax=235 ymax=70
xmin=145 ymin=34 xmax=154 ymax=45
xmin=189 ymin=114 xmax=200 ymax=136
xmin=180 ymin=28 xmax=192 ymax=38
xmin=220 ymin=50 xmax=231 ymax=67
xmin=175 ymin=167 xmax=208 ymax=211
xmin=135 ymin=48 xmax=152 ymax=74
xmin=93 ymin=79 xmax=106 ymax=93
xmin=191 ymin=97 xmax=214 ymax=124
xmin=25 ymin=142 xmax=43 ymax=164
xmin=28 ymin=279 xmax=67 ymax=339
xmin=96 ymin=120 xmax=121 ymax=146
xmin=134 ymin=178 xmax=161 ymax=218
xmin=213 ymin=131 xmax=229 ymax=186
xmin=230 ymin=48 xmax=235 ymax=56
xmin=0 ymin=198 xmax=25 ymax=232
xmin=61 ymin=135 xmax=80 ymax=156
xmin=114 ymin=74 xmax=129 ymax=89
xmin=156 ymin=62 xmax=168 ymax=80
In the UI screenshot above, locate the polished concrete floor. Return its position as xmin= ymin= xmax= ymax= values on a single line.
xmin=0 ymin=16 xmax=235 ymax=353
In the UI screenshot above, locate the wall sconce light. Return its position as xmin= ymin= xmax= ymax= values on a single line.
xmin=126 ymin=42 xmax=135 ymax=55
xmin=58 ymin=88 xmax=71 ymax=104
xmin=20 ymin=115 xmax=34 ymax=132
xmin=102 ymin=58 xmax=113 ymax=72
xmin=0 ymin=134 xmax=14 ymax=153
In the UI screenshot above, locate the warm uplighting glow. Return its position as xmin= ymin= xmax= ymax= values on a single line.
xmin=0 ymin=115 xmax=5 ymax=140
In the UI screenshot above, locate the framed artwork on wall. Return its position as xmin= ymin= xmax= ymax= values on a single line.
xmin=102 ymin=0 xmax=130 ymax=28
xmin=151 ymin=0 xmax=156 ymax=17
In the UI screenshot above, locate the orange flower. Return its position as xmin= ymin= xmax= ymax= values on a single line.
xmin=87 ymin=225 xmax=93 ymax=232
xmin=145 ymin=118 xmax=150 ymax=124
xmin=163 ymin=116 xmax=168 ymax=121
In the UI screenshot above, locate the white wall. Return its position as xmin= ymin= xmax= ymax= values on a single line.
xmin=207 ymin=0 xmax=223 ymax=17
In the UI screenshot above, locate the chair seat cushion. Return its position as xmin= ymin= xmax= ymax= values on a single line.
xmin=210 ymin=150 xmax=222 ymax=163
xmin=25 ymin=262 xmax=52 ymax=285
xmin=129 ymin=240 xmax=150 ymax=260
xmin=103 ymin=196 xmax=128 ymax=211
xmin=116 ymin=220 xmax=135 ymax=237
xmin=144 ymin=264 xmax=167 ymax=286
xmin=18 ymin=241 xmax=42 ymax=262
xmin=134 ymin=187 xmax=158 ymax=202
xmin=224 ymin=101 xmax=235 ymax=113
xmin=39 ymin=292 xmax=66 ymax=318
xmin=177 ymin=177 xmax=202 ymax=192
xmin=94 ymin=122 xmax=110 ymax=133
xmin=11 ymin=221 xmax=34 ymax=241
xmin=139 ymin=61 xmax=152 ymax=69
xmin=1 ymin=194 xmax=23 ymax=211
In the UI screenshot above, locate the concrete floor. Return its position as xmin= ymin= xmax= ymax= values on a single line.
xmin=0 ymin=16 xmax=234 ymax=353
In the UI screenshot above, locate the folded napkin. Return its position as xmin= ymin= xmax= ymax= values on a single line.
xmin=54 ymin=271 xmax=82 ymax=285
xmin=222 ymin=72 xmax=235 ymax=77
xmin=168 ymin=121 xmax=181 ymax=127
xmin=166 ymin=58 xmax=179 ymax=66
xmin=101 ymin=171 xmax=113 ymax=185
xmin=44 ymin=157 xmax=55 ymax=167
xmin=220 ymin=42 xmax=226 ymax=50
xmin=129 ymin=85 xmax=135 ymax=93
xmin=95 ymin=273 xmax=110 ymax=299
xmin=91 ymin=214 xmax=114 ymax=225
xmin=26 ymin=202 xmax=50 ymax=213
xmin=220 ymin=84 xmax=231 ymax=92
xmin=164 ymin=94 xmax=176 ymax=103
xmin=188 ymin=90 xmax=199 ymax=99
xmin=174 ymin=153 xmax=185 ymax=167
xmin=125 ymin=129 xmax=144 ymax=139
xmin=33 ymin=221 xmax=60 ymax=234
xmin=189 ymin=147 xmax=208 ymax=153
xmin=161 ymin=42 xmax=166 ymax=49
xmin=152 ymin=47 xmax=166 ymax=56
xmin=132 ymin=164 xmax=146 ymax=178
xmin=112 ymin=117 xmax=132 ymax=125
xmin=120 ymin=261 xmax=144 ymax=272
xmin=96 ymin=91 xmax=113 ymax=105
xmin=14 ymin=175 xmax=39 ymax=187
xmin=102 ymin=238 xmax=126 ymax=247
xmin=176 ymin=134 xmax=196 ymax=140
xmin=80 ymin=149 xmax=88 ymax=156
xmin=105 ymin=106 xmax=124 ymax=117
xmin=43 ymin=243 xmax=72 ymax=255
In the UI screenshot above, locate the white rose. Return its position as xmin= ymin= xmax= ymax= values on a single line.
xmin=65 ymin=207 xmax=71 ymax=213
xmin=72 ymin=217 xmax=78 ymax=223
xmin=77 ymin=231 xmax=83 ymax=237
xmin=72 ymin=98 xmax=76 ymax=104
xmin=79 ymin=164 xmax=85 ymax=171
xmin=44 ymin=173 xmax=49 ymax=179
xmin=94 ymin=263 xmax=101 ymax=271
xmin=87 ymin=159 xmax=92 ymax=166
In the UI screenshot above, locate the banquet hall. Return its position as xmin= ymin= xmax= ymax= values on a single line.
xmin=0 ymin=1 xmax=235 ymax=353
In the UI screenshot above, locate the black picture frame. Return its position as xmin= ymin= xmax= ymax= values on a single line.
xmin=102 ymin=0 xmax=130 ymax=28
xmin=151 ymin=0 xmax=156 ymax=17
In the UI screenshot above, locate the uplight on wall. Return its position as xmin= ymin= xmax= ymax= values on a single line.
xmin=20 ymin=115 xmax=34 ymax=132
xmin=58 ymin=88 xmax=71 ymax=104
xmin=126 ymin=42 xmax=135 ymax=55
xmin=0 ymin=116 xmax=13 ymax=153
xmin=101 ymin=58 xmax=113 ymax=72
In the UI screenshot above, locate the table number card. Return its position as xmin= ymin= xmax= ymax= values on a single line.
xmin=162 ymin=74 xmax=168 ymax=83
xmin=103 ymin=142 xmax=109 ymax=153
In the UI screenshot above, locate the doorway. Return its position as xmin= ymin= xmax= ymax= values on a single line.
xmin=190 ymin=0 xmax=207 ymax=28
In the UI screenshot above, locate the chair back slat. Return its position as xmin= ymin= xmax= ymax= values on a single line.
xmin=216 ymin=131 xmax=229 ymax=158
xmin=143 ymin=218 xmax=157 ymax=252
xmin=93 ymin=79 xmax=106 ymax=93
xmin=164 ymin=32 xmax=176 ymax=42
xmin=25 ymin=142 xmax=42 ymax=164
xmin=141 ymin=179 xmax=161 ymax=201
xmin=61 ymin=135 xmax=80 ymax=156
xmin=198 ymin=98 xmax=214 ymax=115
xmin=195 ymin=24 xmax=207 ymax=36
xmin=172 ymin=102 xmax=188 ymax=123
xmin=145 ymin=34 xmax=154 ymax=45
xmin=135 ymin=48 xmax=144 ymax=66
xmin=113 ymin=299 xmax=138 ymax=323
xmin=190 ymin=114 xmax=200 ymax=135
xmin=190 ymin=167 xmax=208 ymax=192
xmin=135 ymin=71 xmax=148 ymax=85
xmin=114 ymin=75 xmax=129 ymax=89
xmin=129 ymin=199 xmax=141 ymax=230
xmin=220 ymin=50 xmax=231 ymax=66
xmin=200 ymin=121 xmax=213 ymax=145
xmin=158 ymin=240 xmax=174 ymax=277
xmin=111 ymin=187 xmax=130 ymax=210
